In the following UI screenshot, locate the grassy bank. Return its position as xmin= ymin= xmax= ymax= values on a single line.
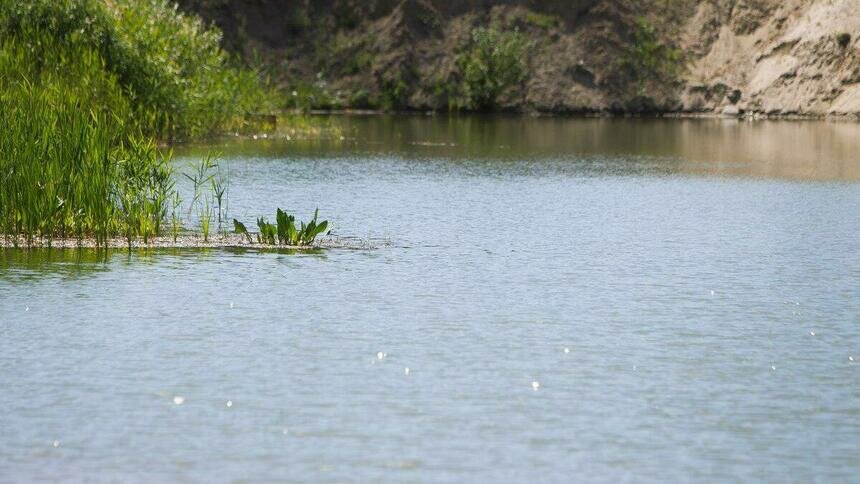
xmin=0 ymin=0 xmax=276 ymax=246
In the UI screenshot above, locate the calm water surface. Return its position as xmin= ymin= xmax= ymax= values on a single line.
xmin=2 ymin=117 xmax=859 ymax=482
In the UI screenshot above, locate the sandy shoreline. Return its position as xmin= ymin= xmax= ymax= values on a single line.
xmin=0 ymin=233 xmax=379 ymax=250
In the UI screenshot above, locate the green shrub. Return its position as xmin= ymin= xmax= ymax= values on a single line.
xmin=836 ymin=33 xmax=852 ymax=48
xmin=623 ymin=17 xmax=684 ymax=87
xmin=458 ymin=27 xmax=529 ymax=111
xmin=0 ymin=0 xmax=272 ymax=139
xmin=381 ymin=74 xmax=409 ymax=111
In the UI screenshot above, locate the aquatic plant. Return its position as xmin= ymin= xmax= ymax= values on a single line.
xmin=212 ymin=172 xmax=228 ymax=232
xmin=233 ymin=219 xmax=252 ymax=243
xmin=234 ymin=209 xmax=328 ymax=246
xmin=184 ymin=155 xmax=218 ymax=216
xmin=200 ymin=196 xmax=213 ymax=242
xmin=170 ymin=194 xmax=182 ymax=243
xmin=182 ymin=154 xmax=229 ymax=239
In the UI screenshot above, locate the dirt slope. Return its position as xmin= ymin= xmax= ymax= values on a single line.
xmin=179 ymin=0 xmax=860 ymax=118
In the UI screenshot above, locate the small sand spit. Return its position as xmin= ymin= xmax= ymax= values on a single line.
xmin=0 ymin=233 xmax=381 ymax=250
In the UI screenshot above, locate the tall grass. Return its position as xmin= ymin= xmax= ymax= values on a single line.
xmin=0 ymin=54 xmax=173 ymax=245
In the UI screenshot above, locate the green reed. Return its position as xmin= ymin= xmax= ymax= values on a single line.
xmin=0 ymin=78 xmax=175 ymax=246
xmin=0 ymin=34 xmax=175 ymax=246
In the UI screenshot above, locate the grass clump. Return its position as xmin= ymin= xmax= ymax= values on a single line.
xmin=458 ymin=26 xmax=529 ymax=111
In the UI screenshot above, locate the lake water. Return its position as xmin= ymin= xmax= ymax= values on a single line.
xmin=2 ymin=116 xmax=859 ymax=482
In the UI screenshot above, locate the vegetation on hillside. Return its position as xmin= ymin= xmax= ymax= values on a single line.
xmin=458 ymin=27 xmax=530 ymax=111
xmin=622 ymin=17 xmax=684 ymax=89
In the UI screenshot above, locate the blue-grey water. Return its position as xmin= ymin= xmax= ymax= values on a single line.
xmin=1 ymin=117 xmax=859 ymax=482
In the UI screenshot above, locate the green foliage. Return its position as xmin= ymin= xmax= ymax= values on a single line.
xmin=836 ymin=33 xmax=851 ymax=48
xmin=349 ymin=89 xmax=374 ymax=109
xmin=381 ymin=74 xmax=409 ymax=111
xmin=286 ymin=6 xmax=311 ymax=33
xmin=182 ymin=154 xmax=228 ymax=240
xmin=342 ymin=51 xmax=375 ymax=76
xmin=233 ymin=219 xmax=252 ymax=243
xmin=0 ymin=0 xmax=273 ymax=139
xmin=171 ymin=194 xmax=182 ymax=242
xmin=287 ymin=80 xmax=339 ymax=111
xmin=0 ymin=72 xmax=173 ymax=246
xmin=623 ymin=17 xmax=684 ymax=86
xmin=256 ymin=217 xmax=277 ymax=245
xmin=238 ymin=209 xmax=328 ymax=246
xmin=524 ymin=12 xmax=561 ymax=30
xmin=458 ymin=27 xmax=529 ymax=111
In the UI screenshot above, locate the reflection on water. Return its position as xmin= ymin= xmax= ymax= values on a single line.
xmin=0 ymin=246 xmax=328 ymax=282
xmin=178 ymin=115 xmax=860 ymax=181
xmin=0 ymin=248 xmax=114 ymax=281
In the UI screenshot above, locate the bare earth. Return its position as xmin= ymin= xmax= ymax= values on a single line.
xmin=179 ymin=0 xmax=860 ymax=118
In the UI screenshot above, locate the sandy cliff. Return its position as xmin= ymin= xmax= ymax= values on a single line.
xmin=180 ymin=0 xmax=860 ymax=117
xmin=681 ymin=0 xmax=860 ymax=117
